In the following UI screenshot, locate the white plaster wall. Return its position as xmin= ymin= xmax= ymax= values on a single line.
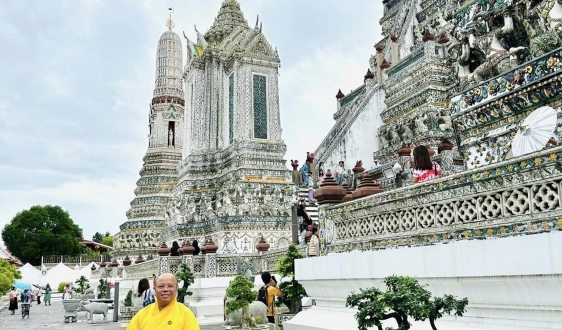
xmin=400 ymin=16 xmax=415 ymax=59
xmin=322 ymin=88 xmax=385 ymax=173
xmin=285 ymin=232 xmax=562 ymax=330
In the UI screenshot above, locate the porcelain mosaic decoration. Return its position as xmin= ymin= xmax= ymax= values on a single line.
xmin=113 ymin=0 xmax=293 ymax=258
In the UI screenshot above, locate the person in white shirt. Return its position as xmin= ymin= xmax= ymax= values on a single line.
xmin=335 ymin=161 xmax=345 ymax=186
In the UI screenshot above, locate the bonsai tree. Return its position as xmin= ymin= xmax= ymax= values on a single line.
xmin=124 ymin=290 xmax=133 ymax=307
xmin=346 ymin=275 xmax=468 ymax=330
xmin=276 ymin=244 xmax=307 ymax=314
xmin=226 ymin=275 xmax=258 ymax=328
xmin=177 ymin=263 xmax=195 ymax=303
xmin=97 ymin=279 xmax=107 ymax=299
xmin=74 ymin=275 xmax=90 ymax=294
xmin=426 ymin=294 xmax=469 ymax=330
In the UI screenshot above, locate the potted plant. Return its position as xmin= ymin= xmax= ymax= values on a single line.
xmin=120 ymin=290 xmax=134 ymax=322
xmin=177 ymin=263 xmax=195 ymax=305
xmin=346 ymin=275 xmax=468 ymax=330
xmin=225 ymin=275 xmax=268 ymax=329
xmin=275 ymin=245 xmax=307 ymax=328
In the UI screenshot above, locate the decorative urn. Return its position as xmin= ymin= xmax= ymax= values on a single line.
xmin=352 ymin=172 xmax=383 ymax=200
xmin=135 ymin=255 xmax=145 ymax=264
xmin=341 ymin=181 xmax=353 ymax=203
xmin=397 ymin=144 xmax=411 ymax=157
xmin=110 ymin=259 xmax=119 ymax=268
xmin=256 ymin=237 xmax=270 ymax=252
xmin=352 ymin=160 xmax=365 ymax=174
xmin=426 ymin=145 xmax=436 ymax=157
xmin=147 ymin=255 xmax=154 ymax=261
xmin=90 ymin=264 xmax=97 ymax=271
xmin=205 ymin=238 xmax=219 ymax=254
xmin=99 ymin=261 xmax=107 ymax=268
xmin=122 ymin=256 xmax=132 ymax=266
xmin=314 ymin=170 xmax=346 ymax=205
xmin=180 ymin=240 xmax=195 ymax=255
xmin=438 ymin=138 xmax=454 ymax=151
xmin=157 ymin=242 xmax=171 ymax=256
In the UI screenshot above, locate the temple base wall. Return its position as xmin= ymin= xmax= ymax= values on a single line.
xmin=285 ymin=231 xmax=562 ymax=330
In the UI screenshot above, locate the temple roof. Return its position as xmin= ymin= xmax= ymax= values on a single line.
xmin=205 ymin=0 xmax=249 ymax=46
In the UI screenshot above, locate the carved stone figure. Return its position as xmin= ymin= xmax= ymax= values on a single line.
xmin=168 ymin=128 xmax=174 ymax=147
xmin=415 ymin=116 xmax=429 ymax=135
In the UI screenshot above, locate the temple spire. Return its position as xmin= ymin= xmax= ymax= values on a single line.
xmin=166 ymin=7 xmax=175 ymax=30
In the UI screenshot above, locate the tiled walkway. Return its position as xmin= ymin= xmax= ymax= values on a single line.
xmin=0 ymin=299 xmax=223 ymax=330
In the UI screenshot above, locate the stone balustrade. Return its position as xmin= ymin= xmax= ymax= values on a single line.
xmin=91 ymin=247 xmax=308 ymax=281
xmin=321 ymin=146 xmax=562 ymax=253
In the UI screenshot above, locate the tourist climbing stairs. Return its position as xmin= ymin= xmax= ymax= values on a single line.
xmin=298 ymin=187 xmax=319 ymax=223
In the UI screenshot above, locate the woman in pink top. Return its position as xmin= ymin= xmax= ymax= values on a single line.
xmin=411 ymin=145 xmax=441 ymax=183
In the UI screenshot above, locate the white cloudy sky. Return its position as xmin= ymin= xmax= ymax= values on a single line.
xmin=0 ymin=0 xmax=383 ymax=243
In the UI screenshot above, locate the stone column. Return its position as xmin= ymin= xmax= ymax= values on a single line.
xmin=292 ymin=204 xmax=299 ymax=244
xmin=390 ymin=34 xmax=399 ymax=65
xmin=375 ymin=44 xmax=384 ymax=85
xmin=204 ymin=254 xmax=216 ymax=278
xmin=158 ymin=256 xmax=168 ymax=276
xmin=439 ymin=139 xmax=455 ymax=176
xmin=397 ymin=144 xmax=412 ymax=186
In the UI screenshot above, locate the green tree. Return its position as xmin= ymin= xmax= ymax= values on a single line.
xmin=177 ymin=263 xmax=195 ymax=303
xmin=346 ymin=275 xmax=468 ymax=330
xmin=276 ymin=244 xmax=307 ymax=314
xmin=97 ymin=279 xmax=108 ymax=299
xmin=1 ymin=205 xmax=83 ymax=265
xmin=226 ymin=275 xmax=258 ymax=328
xmin=92 ymin=232 xmax=104 ymax=243
xmin=0 ymin=259 xmax=22 ymax=294
xmin=100 ymin=235 xmax=113 ymax=247
xmin=75 ymin=275 xmax=90 ymax=294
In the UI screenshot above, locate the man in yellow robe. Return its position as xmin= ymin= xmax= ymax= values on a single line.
xmin=127 ymin=273 xmax=200 ymax=330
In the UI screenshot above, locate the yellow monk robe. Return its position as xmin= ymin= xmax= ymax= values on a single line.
xmin=127 ymin=299 xmax=200 ymax=330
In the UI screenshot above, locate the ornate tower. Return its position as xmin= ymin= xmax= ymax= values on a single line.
xmin=113 ymin=13 xmax=185 ymax=258
xmin=162 ymin=0 xmax=294 ymax=254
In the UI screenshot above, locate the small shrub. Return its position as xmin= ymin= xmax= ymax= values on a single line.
xmin=58 ymin=282 xmax=67 ymax=293
xmin=97 ymin=279 xmax=107 ymax=299
xmin=124 ymin=290 xmax=133 ymax=307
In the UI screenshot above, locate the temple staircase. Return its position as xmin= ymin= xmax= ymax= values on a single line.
xmin=298 ymin=187 xmax=319 ymax=223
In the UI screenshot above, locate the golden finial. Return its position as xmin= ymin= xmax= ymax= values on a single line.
xmin=166 ymin=7 xmax=175 ymax=30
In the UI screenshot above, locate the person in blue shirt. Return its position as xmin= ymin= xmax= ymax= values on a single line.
xmin=300 ymin=161 xmax=310 ymax=187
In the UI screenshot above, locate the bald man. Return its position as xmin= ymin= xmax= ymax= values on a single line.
xmin=127 ymin=273 xmax=200 ymax=330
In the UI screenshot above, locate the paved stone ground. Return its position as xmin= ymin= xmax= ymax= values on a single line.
xmin=0 ymin=299 xmax=224 ymax=330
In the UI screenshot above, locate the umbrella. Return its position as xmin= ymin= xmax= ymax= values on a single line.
xmin=512 ymin=106 xmax=557 ymax=157
xmin=32 ymin=284 xmax=42 ymax=289
xmin=13 ymin=282 xmax=32 ymax=290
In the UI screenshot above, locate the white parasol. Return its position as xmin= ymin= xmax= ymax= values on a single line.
xmin=512 ymin=106 xmax=557 ymax=157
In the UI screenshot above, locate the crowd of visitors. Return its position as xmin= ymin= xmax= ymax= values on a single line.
xmin=8 ymin=283 xmax=53 ymax=319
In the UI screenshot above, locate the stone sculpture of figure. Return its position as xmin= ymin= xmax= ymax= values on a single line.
xmin=389 ymin=128 xmax=400 ymax=143
xmin=530 ymin=0 xmax=562 ymax=56
xmin=415 ymin=116 xmax=429 ymax=135
xmin=290 ymin=159 xmax=299 ymax=171
xmin=439 ymin=114 xmax=453 ymax=131
xmin=401 ymin=122 xmax=413 ymax=140
xmin=379 ymin=132 xmax=389 ymax=149
xmin=168 ymin=128 xmax=174 ymax=147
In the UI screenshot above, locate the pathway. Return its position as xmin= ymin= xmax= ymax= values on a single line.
xmin=0 ymin=299 xmax=224 ymax=330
